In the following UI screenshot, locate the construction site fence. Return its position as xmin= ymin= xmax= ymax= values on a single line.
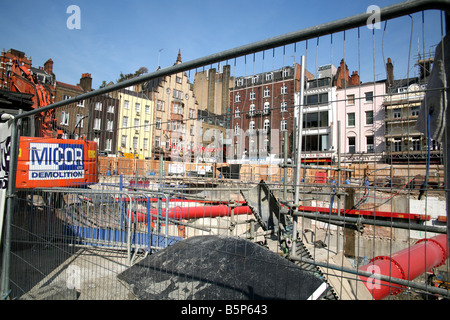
xmin=1 ymin=0 xmax=450 ymax=301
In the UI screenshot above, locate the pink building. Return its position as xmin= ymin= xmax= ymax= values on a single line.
xmin=336 ymin=80 xmax=386 ymax=164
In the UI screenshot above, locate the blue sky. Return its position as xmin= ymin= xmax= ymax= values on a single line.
xmin=1 ymin=0 xmax=445 ymax=89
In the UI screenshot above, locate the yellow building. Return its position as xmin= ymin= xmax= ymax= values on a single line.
xmin=115 ymin=89 xmax=154 ymax=159
xmin=142 ymin=50 xmax=200 ymax=162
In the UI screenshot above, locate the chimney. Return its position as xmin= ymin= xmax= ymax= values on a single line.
xmin=386 ymin=58 xmax=394 ymax=87
xmin=350 ymin=71 xmax=360 ymax=86
xmin=79 ymin=73 xmax=92 ymax=92
xmin=44 ymin=58 xmax=53 ymax=75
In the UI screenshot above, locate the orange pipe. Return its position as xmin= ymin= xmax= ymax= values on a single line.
xmin=359 ymin=234 xmax=447 ymax=300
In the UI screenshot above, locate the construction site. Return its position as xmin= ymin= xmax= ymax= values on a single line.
xmin=1 ymin=0 xmax=450 ymax=304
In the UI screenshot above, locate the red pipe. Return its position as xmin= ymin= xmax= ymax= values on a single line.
xmin=359 ymin=234 xmax=447 ymax=300
xmin=131 ymin=205 xmax=252 ymax=222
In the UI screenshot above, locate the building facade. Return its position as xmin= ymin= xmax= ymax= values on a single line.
xmin=142 ymin=51 xmax=200 ymax=162
xmin=86 ymin=93 xmax=120 ymax=156
xmin=114 ymin=89 xmax=154 ymax=159
xmin=336 ymin=80 xmax=386 ymax=164
xmin=297 ymin=70 xmax=337 ymax=164
xmin=229 ymin=63 xmax=313 ymax=161
xmin=383 ymin=56 xmax=442 ymax=164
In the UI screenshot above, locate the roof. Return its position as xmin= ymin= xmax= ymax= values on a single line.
xmin=56 ymin=81 xmax=83 ymax=92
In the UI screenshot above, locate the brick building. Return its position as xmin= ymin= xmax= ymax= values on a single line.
xmin=229 ymin=63 xmax=313 ymax=160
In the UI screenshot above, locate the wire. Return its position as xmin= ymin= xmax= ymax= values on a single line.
xmin=418 ymin=113 xmax=431 ymax=200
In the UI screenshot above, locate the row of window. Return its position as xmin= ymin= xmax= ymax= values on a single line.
xmin=235 ymin=69 xmax=291 ymax=87
xmin=123 ymin=100 xmax=152 ymax=113
xmin=153 ymin=137 xmax=195 ymax=151
xmin=235 ymin=101 xmax=288 ymax=117
xmin=121 ymin=135 xmax=150 ymax=151
xmin=347 ymin=111 xmax=374 ymax=127
xmin=234 ymin=119 xmax=287 ymax=135
xmin=346 ymin=91 xmax=373 ymax=105
xmin=348 ymin=136 xmax=374 ymax=153
xmin=234 ymin=85 xmax=288 ymax=102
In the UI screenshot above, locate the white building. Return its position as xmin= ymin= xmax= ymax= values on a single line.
xmin=294 ymin=65 xmax=337 ymax=164
xmin=336 ymin=80 xmax=386 ymax=163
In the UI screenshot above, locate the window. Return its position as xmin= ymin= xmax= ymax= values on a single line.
xmin=393 ymin=108 xmax=402 ymax=119
xmin=264 ymin=102 xmax=270 ymax=114
xmin=107 ymin=120 xmax=113 ymax=132
xmin=107 ymin=105 xmax=114 ymax=113
xmin=264 ymin=88 xmax=270 ymax=97
xmin=263 ymin=119 xmax=270 ymax=132
xmin=281 ymin=120 xmax=287 ymax=131
xmin=121 ymin=135 xmax=127 ymax=148
xmin=144 ymin=120 xmax=150 ymax=131
xmin=250 ymin=91 xmax=256 ymax=100
xmin=249 ymin=120 xmax=255 ymax=132
xmin=252 ymin=76 xmax=258 ymax=84
xmin=305 ymin=93 xmax=328 ymax=105
xmin=173 ymin=89 xmax=183 ymax=99
xmin=176 ymin=76 xmax=182 ymax=84
xmin=347 ymin=113 xmax=355 ymax=127
xmin=123 ymin=116 xmax=129 ymax=128
xmin=135 ymin=103 xmax=141 ymax=112
xmin=95 ymin=102 xmax=102 ymax=111
xmin=143 ymin=138 xmax=149 ymax=150
xmin=392 ymin=138 xmax=402 ymax=152
xmin=366 ymin=135 xmax=374 ymax=153
xmin=155 ymin=137 xmax=160 ymax=148
xmin=133 ymin=137 xmax=138 ymax=149
xmin=190 ymin=125 xmax=194 ymax=136
xmin=303 ymin=111 xmax=328 ymax=129
xmin=234 ymin=123 xmax=240 ymax=135
xmin=235 ymin=108 xmax=240 ymax=118
xmin=249 ymin=138 xmax=256 ymax=153
xmin=281 ymin=101 xmax=287 ymax=112
xmin=63 ymin=95 xmax=71 ymax=100
xmin=411 ymin=138 xmax=421 ymax=151
xmin=157 ymin=100 xmax=164 ymax=111
xmin=60 ymin=111 xmax=69 ymax=126
xmin=281 ymin=85 xmax=288 ymax=94
xmin=94 ymin=118 xmax=101 ymax=130
xmin=347 ymin=94 xmax=355 ymax=105
xmin=235 ymin=94 xmax=241 ymax=102
xmin=134 ymin=118 xmax=140 ymax=129
xmin=302 ymin=134 xmax=329 ymax=152
xmin=411 ymin=106 xmax=420 ymax=116
xmin=105 ymin=139 xmax=112 ymax=151
xmin=263 ymin=138 xmax=269 ymax=152
xmin=283 ymin=68 xmax=289 ymax=77
xmin=365 ymin=91 xmax=373 ymax=102
xmin=266 ymin=73 xmax=272 ymax=81
xmin=365 ymin=110 xmax=374 ymax=125
xmin=124 ymin=100 xmax=130 ymax=109
xmin=249 ymin=104 xmax=255 ymax=116
xmin=189 ymin=108 xmax=195 ymax=118
xmin=156 ymin=118 xmax=161 ymax=130
xmin=77 ymin=100 xmax=85 ymax=107
xmin=76 ymin=114 xmax=84 ymax=128
xmin=348 ymin=136 xmax=356 ymax=153
xmin=236 ymin=78 xmax=244 ymax=86
xmin=145 ymin=105 xmax=150 ymax=114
